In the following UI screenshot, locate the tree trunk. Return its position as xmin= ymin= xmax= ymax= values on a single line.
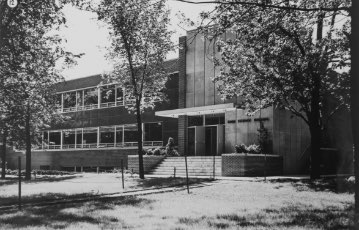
xmin=309 ymin=121 xmax=321 ymax=179
xmin=135 ymin=99 xmax=145 ymax=179
xmin=351 ymin=0 xmax=359 ymax=228
xmin=1 ymin=129 xmax=7 ymax=179
xmin=25 ymin=108 xmax=31 ymax=180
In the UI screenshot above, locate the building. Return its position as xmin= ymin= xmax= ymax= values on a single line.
xmin=5 ymin=30 xmax=353 ymax=175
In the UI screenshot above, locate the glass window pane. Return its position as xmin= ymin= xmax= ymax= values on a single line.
xmin=116 ymin=87 xmax=124 ymax=105
xmin=63 ymin=130 xmax=76 ymax=145
xmin=76 ymin=91 xmax=83 ymax=107
xmin=188 ymin=116 xmax=203 ymax=127
xmin=83 ymin=128 xmax=97 ymax=145
xmin=116 ymin=126 xmax=123 ymax=144
xmin=63 ymin=92 xmax=76 ymax=108
xmin=144 ymin=123 xmax=162 ymax=141
xmin=101 ymin=85 xmax=116 ymax=103
xmin=76 ymin=129 xmax=82 ymax=144
xmin=124 ymin=124 xmax=138 ymax=142
xmin=49 ymin=132 xmax=61 ymax=145
xmin=205 ymin=114 xmax=225 ymax=125
xmin=100 ymin=127 xmax=115 ymax=143
xmin=84 ymin=88 xmax=98 ymax=106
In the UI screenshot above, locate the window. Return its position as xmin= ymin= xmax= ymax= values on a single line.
xmin=101 ymin=85 xmax=116 ymax=107
xmin=116 ymin=87 xmax=124 ymax=106
xmin=124 ymin=124 xmax=138 ymax=143
xmin=84 ymin=88 xmax=98 ymax=108
xmin=99 ymin=127 xmax=115 ymax=147
xmin=49 ymin=131 xmax=61 ymax=149
xmin=63 ymin=130 xmax=76 ymax=148
xmin=63 ymin=92 xmax=76 ymax=110
xmin=116 ymin=126 xmax=124 ymax=146
xmin=76 ymin=129 xmax=82 ymax=148
xmin=76 ymin=91 xmax=84 ymax=109
xmin=205 ymin=114 xmax=225 ymax=125
xmin=83 ymin=128 xmax=98 ymax=148
xmin=144 ymin=122 xmax=162 ymax=141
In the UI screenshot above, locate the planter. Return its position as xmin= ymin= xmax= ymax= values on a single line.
xmin=222 ymin=153 xmax=283 ymax=177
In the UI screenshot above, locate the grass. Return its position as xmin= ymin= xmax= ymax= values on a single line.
xmin=0 ymin=177 xmax=354 ymax=229
xmin=0 ymin=173 xmax=210 ymax=206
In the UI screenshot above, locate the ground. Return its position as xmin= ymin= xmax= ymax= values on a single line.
xmin=0 ymin=174 xmax=355 ymax=229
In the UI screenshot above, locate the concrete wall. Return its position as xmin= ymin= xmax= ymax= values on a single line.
xmin=272 ymin=108 xmax=310 ymax=174
xmin=127 ymin=155 xmax=165 ymax=174
xmin=185 ymin=30 xmax=241 ymax=108
xmin=224 ymin=107 xmax=274 ymax=153
xmin=5 ymin=148 xmax=137 ymax=170
xmin=222 ymin=154 xmax=283 ymax=176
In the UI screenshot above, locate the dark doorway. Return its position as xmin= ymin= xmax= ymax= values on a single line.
xmin=205 ymin=126 xmax=217 ymax=156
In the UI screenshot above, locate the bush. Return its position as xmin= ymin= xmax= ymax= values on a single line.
xmin=235 ymin=144 xmax=247 ymax=153
xmin=234 ymin=143 xmax=261 ymax=154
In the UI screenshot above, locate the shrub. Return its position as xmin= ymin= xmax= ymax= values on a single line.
xmin=235 ymin=144 xmax=247 ymax=153
xmin=234 ymin=143 xmax=261 ymax=154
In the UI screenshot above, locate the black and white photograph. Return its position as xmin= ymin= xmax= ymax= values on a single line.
xmin=0 ymin=0 xmax=357 ymax=229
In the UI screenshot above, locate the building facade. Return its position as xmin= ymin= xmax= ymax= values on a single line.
xmin=5 ymin=30 xmax=353 ymax=175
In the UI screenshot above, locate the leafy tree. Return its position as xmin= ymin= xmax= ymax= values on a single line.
xmin=95 ymin=0 xmax=174 ymax=179
xmin=176 ymin=0 xmax=357 ymax=226
xmin=0 ymin=0 xmax=80 ymax=180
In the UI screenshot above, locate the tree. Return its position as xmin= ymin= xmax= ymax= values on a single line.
xmin=95 ymin=0 xmax=174 ymax=179
xmin=0 ymin=0 xmax=80 ymax=180
xmin=175 ymin=0 xmax=357 ymax=226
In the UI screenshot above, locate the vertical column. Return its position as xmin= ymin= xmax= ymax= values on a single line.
xmin=178 ymin=115 xmax=188 ymax=155
xmin=60 ymin=130 xmax=63 ymax=149
xmin=97 ymin=127 xmax=100 ymax=148
xmin=97 ymin=87 xmax=101 ymax=108
xmin=178 ymin=36 xmax=187 ymax=109
xmin=61 ymin=93 xmax=64 ymax=112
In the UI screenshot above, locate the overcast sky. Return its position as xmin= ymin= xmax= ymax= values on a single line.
xmin=59 ymin=1 xmax=214 ymax=80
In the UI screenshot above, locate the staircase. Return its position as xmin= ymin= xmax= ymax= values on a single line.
xmin=150 ymin=156 xmax=222 ymax=177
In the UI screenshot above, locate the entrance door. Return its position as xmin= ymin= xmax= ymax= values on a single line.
xmin=187 ymin=126 xmax=205 ymax=156
xmin=205 ymin=126 xmax=217 ymax=156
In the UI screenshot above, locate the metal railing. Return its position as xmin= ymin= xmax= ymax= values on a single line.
xmin=39 ymin=141 xmax=163 ymax=150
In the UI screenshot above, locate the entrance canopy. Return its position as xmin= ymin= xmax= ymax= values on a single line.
xmin=155 ymin=103 xmax=235 ymax=118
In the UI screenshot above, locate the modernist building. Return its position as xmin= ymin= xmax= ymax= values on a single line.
xmin=5 ymin=30 xmax=353 ymax=175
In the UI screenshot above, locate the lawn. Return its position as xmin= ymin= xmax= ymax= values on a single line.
xmin=0 ymin=177 xmax=354 ymax=229
xmin=0 ymin=173 xmax=209 ymax=206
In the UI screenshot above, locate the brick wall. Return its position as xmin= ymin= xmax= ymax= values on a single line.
xmin=5 ymin=149 xmax=137 ymax=170
xmin=222 ymin=154 xmax=283 ymax=177
xmin=128 ymin=156 xmax=165 ymax=173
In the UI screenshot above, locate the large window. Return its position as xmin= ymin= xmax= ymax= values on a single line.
xmin=83 ymin=128 xmax=98 ymax=148
xmin=101 ymin=85 xmax=116 ymax=107
xmin=188 ymin=116 xmax=203 ymax=127
xmin=63 ymin=92 xmax=76 ymax=111
xmin=124 ymin=124 xmax=138 ymax=146
xmin=76 ymin=91 xmax=84 ymax=109
xmin=116 ymin=126 xmax=124 ymax=147
xmin=99 ymin=127 xmax=115 ymax=147
xmin=116 ymin=87 xmax=124 ymax=106
xmin=144 ymin=122 xmax=162 ymax=142
xmin=84 ymin=88 xmax=98 ymax=109
xmin=63 ymin=130 xmax=76 ymax=149
xmin=76 ymin=129 xmax=82 ymax=148
xmin=49 ymin=131 xmax=61 ymax=149
xmin=205 ymin=114 xmax=225 ymax=125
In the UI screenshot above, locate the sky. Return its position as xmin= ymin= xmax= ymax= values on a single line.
xmin=59 ymin=1 xmax=214 ymax=80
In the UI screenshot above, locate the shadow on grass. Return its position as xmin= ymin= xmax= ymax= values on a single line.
xmin=0 ymin=195 xmax=152 ymax=229
xmin=177 ymin=203 xmax=354 ymax=230
xmin=0 ymin=175 xmax=80 ymax=186
xmin=268 ymin=178 xmax=354 ymax=193
xmin=131 ymin=177 xmax=214 ymax=189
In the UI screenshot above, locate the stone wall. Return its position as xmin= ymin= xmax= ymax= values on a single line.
xmin=5 ymin=148 xmax=137 ymax=170
xmin=128 ymin=155 xmax=165 ymax=174
xmin=222 ymin=153 xmax=283 ymax=177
